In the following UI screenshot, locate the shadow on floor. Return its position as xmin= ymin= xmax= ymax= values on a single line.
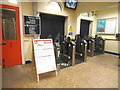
xmin=2 ymin=65 xmax=33 ymax=88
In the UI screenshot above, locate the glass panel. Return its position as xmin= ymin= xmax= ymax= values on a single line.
xmin=2 ymin=9 xmax=17 ymax=41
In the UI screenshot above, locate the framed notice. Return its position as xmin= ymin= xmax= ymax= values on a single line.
xmin=24 ymin=16 xmax=41 ymax=35
xmin=97 ymin=19 xmax=106 ymax=33
xmin=96 ymin=18 xmax=117 ymax=34
xmin=33 ymin=39 xmax=57 ymax=82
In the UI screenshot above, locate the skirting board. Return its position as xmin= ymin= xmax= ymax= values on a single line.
xmin=104 ymin=51 xmax=120 ymax=56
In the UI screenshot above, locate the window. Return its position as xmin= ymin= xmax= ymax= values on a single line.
xmin=2 ymin=9 xmax=17 ymax=41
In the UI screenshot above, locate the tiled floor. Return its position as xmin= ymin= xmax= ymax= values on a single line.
xmin=2 ymin=54 xmax=118 ymax=88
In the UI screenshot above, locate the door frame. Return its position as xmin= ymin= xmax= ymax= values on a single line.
xmin=80 ymin=19 xmax=93 ymax=37
xmin=18 ymin=3 xmax=24 ymax=64
xmin=39 ymin=12 xmax=68 ymax=36
xmin=76 ymin=14 xmax=94 ymax=35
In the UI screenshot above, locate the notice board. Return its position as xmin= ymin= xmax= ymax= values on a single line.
xmin=96 ymin=18 xmax=117 ymax=34
xmin=33 ymin=39 xmax=56 ymax=75
xmin=24 ymin=16 xmax=41 ymax=35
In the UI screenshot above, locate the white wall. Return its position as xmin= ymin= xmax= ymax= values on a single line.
xmin=76 ymin=5 xmax=119 ymax=53
xmin=105 ymin=40 xmax=119 ymax=53
xmin=95 ymin=6 xmax=118 ymax=36
xmin=73 ymin=2 xmax=118 ymax=35
xmin=94 ymin=6 xmax=119 ymax=53
xmin=20 ymin=2 xmax=34 ymax=62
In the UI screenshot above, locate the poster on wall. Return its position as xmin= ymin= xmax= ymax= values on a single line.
xmin=24 ymin=16 xmax=41 ymax=35
xmin=105 ymin=18 xmax=116 ymax=34
xmin=33 ymin=39 xmax=57 ymax=75
xmin=96 ymin=18 xmax=116 ymax=34
xmin=68 ymin=25 xmax=73 ymax=36
xmin=96 ymin=19 xmax=106 ymax=33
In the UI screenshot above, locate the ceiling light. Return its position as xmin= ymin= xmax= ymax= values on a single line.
xmin=8 ymin=0 xmax=17 ymax=4
xmin=46 ymin=1 xmax=61 ymax=12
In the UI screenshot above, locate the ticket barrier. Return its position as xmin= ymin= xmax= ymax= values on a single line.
xmin=94 ymin=35 xmax=105 ymax=56
xmin=60 ymin=37 xmax=73 ymax=69
xmin=86 ymin=37 xmax=95 ymax=57
xmin=55 ymin=35 xmax=104 ymax=70
xmin=74 ymin=35 xmax=87 ymax=65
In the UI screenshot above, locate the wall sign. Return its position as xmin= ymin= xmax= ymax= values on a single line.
xmin=97 ymin=19 xmax=106 ymax=33
xmin=33 ymin=39 xmax=57 ymax=82
xmin=96 ymin=18 xmax=117 ymax=34
xmin=68 ymin=25 xmax=73 ymax=36
xmin=24 ymin=16 xmax=41 ymax=35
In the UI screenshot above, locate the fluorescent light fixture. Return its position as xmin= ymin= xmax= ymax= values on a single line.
xmin=8 ymin=0 xmax=17 ymax=4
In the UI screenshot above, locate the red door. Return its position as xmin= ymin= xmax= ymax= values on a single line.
xmin=0 ymin=4 xmax=22 ymax=68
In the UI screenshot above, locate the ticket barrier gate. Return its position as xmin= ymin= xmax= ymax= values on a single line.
xmin=86 ymin=37 xmax=95 ymax=57
xmin=74 ymin=35 xmax=87 ymax=65
xmin=94 ymin=35 xmax=105 ymax=56
xmin=55 ymin=35 xmax=105 ymax=70
xmin=60 ymin=37 xmax=73 ymax=69
xmin=59 ymin=35 xmax=88 ymax=69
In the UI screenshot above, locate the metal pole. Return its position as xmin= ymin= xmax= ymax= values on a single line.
xmin=90 ymin=41 xmax=95 ymax=57
xmin=84 ymin=44 xmax=87 ymax=62
xmin=72 ymin=46 xmax=76 ymax=66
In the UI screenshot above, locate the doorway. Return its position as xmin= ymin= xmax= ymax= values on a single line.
xmin=80 ymin=19 xmax=92 ymax=38
xmin=40 ymin=13 xmax=65 ymax=41
xmin=0 ymin=5 xmax=22 ymax=68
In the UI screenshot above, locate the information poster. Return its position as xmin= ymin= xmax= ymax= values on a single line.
xmin=24 ymin=16 xmax=41 ymax=35
xmin=105 ymin=18 xmax=116 ymax=34
xmin=97 ymin=19 xmax=106 ymax=33
xmin=68 ymin=25 xmax=73 ymax=36
xmin=96 ymin=18 xmax=116 ymax=34
xmin=33 ymin=39 xmax=56 ymax=74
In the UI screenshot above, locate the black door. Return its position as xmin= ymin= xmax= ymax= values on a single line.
xmin=40 ymin=13 xmax=65 ymax=41
xmin=80 ymin=19 xmax=91 ymax=38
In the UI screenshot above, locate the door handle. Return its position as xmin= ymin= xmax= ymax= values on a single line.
xmin=10 ymin=42 xmax=12 ymax=47
xmin=2 ymin=59 xmax=5 ymax=68
xmin=0 ymin=43 xmax=6 ymax=45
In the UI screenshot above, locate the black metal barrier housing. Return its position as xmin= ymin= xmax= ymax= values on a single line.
xmin=94 ymin=35 xmax=105 ymax=56
xmin=74 ymin=35 xmax=87 ymax=64
xmin=60 ymin=37 xmax=73 ymax=69
xmin=85 ymin=37 xmax=95 ymax=57
xmin=54 ymin=35 xmax=105 ymax=70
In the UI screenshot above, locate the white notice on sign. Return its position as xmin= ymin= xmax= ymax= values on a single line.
xmin=33 ymin=39 xmax=56 ymax=75
xmin=105 ymin=18 xmax=116 ymax=34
